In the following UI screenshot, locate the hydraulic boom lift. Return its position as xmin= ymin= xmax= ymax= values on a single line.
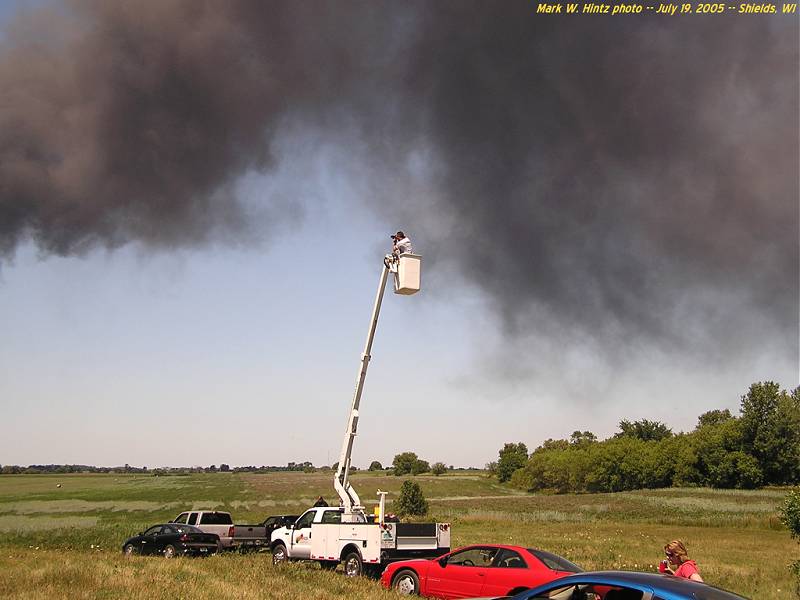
xmin=268 ymin=248 xmax=449 ymax=574
xmin=333 ymin=251 xmax=421 ymax=522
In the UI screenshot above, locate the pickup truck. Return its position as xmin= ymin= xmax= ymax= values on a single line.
xmin=270 ymin=506 xmax=450 ymax=576
xmin=232 ymin=515 xmax=299 ymax=551
xmin=171 ymin=511 xmax=235 ymax=549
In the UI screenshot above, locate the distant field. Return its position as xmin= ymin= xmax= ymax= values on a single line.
xmin=0 ymin=472 xmax=795 ymax=599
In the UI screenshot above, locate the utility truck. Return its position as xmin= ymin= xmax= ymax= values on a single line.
xmin=270 ymin=250 xmax=451 ymax=576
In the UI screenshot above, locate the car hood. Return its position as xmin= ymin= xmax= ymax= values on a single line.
xmin=384 ymin=558 xmax=434 ymax=575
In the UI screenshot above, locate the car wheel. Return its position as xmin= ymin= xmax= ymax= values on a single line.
xmin=272 ymin=544 xmax=288 ymax=566
xmin=163 ymin=544 xmax=177 ymax=559
xmin=343 ymin=551 xmax=363 ymax=577
xmin=392 ymin=569 xmax=420 ymax=595
xmin=319 ymin=560 xmax=337 ymax=571
xmin=122 ymin=544 xmax=136 ymax=556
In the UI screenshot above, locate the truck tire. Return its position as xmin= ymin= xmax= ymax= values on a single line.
xmin=392 ymin=569 xmax=420 ymax=595
xmin=272 ymin=543 xmax=288 ymax=566
xmin=343 ymin=551 xmax=363 ymax=577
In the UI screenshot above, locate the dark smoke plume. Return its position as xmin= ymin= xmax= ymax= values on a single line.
xmin=391 ymin=6 xmax=799 ymax=357
xmin=0 ymin=1 xmax=797 ymax=358
xmin=0 ymin=1 xmax=385 ymax=254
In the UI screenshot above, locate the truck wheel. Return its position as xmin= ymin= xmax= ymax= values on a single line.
xmin=319 ymin=560 xmax=337 ymax=571
xmin=163 ymin=544 xmax=177 ymax=558
xmin=392 ymin=569 xmax=420 ymax=595
xmin=122 ymin=544 xmax=136 ymax=556
xmin=343 ymin=551 xmax=363 ymax=577
xmin=272 ymin=544 xmax=288 ymax=566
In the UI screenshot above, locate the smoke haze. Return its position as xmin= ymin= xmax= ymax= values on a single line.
xmin=1 ymin=1 xmax=797 ymax=360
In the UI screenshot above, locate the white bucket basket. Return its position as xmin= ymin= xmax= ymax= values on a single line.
xmin=394 ymin=253 xmax=421 ymax=295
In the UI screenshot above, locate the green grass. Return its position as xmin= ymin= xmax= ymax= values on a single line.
xmin=0 ymin=472 xmax=795 ymax=598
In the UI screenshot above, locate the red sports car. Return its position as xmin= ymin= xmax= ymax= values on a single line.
xmin=380 ymin=544 xmax=582 ymax=598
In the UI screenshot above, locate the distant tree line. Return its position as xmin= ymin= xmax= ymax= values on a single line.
xmin=0 ymin=463 xmax=150 ymax=475
xmin=0 ymin=461 xmax=321 ymax=475
xmin=493 ymin=381 xmax=799 ymax=493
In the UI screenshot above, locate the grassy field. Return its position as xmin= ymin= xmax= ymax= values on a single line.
xmin=0 ymin=471 xmax=795 ymax=599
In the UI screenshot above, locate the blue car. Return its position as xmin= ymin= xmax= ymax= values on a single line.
xmin=503 ymin=570 xmax=748 ymax=600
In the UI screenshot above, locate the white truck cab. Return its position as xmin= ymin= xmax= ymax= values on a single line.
xmin=270 ymin=505 xmax=449 ymax=576
xmin=271 ymin=507 xmax=365 ymax=560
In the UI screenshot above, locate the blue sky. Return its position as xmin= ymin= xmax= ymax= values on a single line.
xmin=2 ymin=141 xmax=793 ymax=470
xmin=0 ymin=1 xmax=797 ymax=470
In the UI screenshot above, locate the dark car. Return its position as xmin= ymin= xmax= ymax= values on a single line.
xmin=503 ymin=570 xmax=748 ymax=600
xmin=122 ymin=523 xmax=220 ymax=558
xmin=381 ymin=545 xmax=583 ymax=598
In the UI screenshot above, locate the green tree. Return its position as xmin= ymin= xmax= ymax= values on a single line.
xmin=570 ymin=431 xmax=597 ymax=446
xmin=431 ymin=462 xmax=447 ymax=476
xmin=368 ymin=461 xmax=383 ymax=471
xmin=395 ymin=480 xmax=428 ymax=516
xmin=496 ymin=442 xmax=529 ymax=483
xmin=701 ymin=447 xmax=762 ymax=489
xmin=616 ymin=419 xmax=672 ymax=442
xmin=779 ymin=488 xmax=800 ymax=594
xmin=781 ymin=488 xmax=800 ymax=539
xmin=740 ymin=382 xmax=800 ymax=484
xmin=392 ymin=452 xmax=416 ymax=475
xmin=411 ymin=459 xmax=430 ymax=475
xmin=693 ymin=415 xmax=749 ymax=487
xmin=697 ymin=409 xmax=733 ymax=428
xmin=539 ymin=438 xmax=570 ymax=452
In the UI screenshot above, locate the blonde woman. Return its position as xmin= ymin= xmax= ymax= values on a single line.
xmin=660 ymin=540 xmax=704 ymax=582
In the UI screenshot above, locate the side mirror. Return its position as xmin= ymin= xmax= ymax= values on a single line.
xmin=137 ymin=532 xmax=143 ymax=536
xmin=439 ymin=557 xmax=448 ymax=568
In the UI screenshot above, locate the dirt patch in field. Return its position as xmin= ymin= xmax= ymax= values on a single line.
xmin=0 ymin=515 xmax=98 ymax=532
xmin=0 ymin=500 xmax=181 ymax=514
xmin=428 ymin=494 xmax=529 ymax=501
xmin=448 ymin=508 xmax=585 ymax=523
xmin=645 ymin=496 xmax=776 ymax=513
xmin=190 ymin=501 xmax=223 ymax=510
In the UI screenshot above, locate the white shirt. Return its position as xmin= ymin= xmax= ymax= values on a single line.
xmin=394 ymin=236 xmax=413 ymax=255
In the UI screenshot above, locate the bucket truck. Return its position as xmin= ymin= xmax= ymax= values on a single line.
xmin=270 ymin=251 xmax=450 ymax=576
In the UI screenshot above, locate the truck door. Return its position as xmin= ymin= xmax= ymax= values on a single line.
xmin=426 ymin=546 xmax=498 ymax=599
xmin=289 ymin=510 xmax=316 ymax=559
xmin=187 ymin=512 xmax=199 ymax=526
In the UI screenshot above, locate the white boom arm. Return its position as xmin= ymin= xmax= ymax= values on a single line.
xmin=334 ymin=262 xmax=391 ymax=518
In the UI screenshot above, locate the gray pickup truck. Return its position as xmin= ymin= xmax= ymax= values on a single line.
xmin=233 ymin=515 xmax=299 ymax=550
xmin=171 ymin=511 xmax=300 ymax=551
